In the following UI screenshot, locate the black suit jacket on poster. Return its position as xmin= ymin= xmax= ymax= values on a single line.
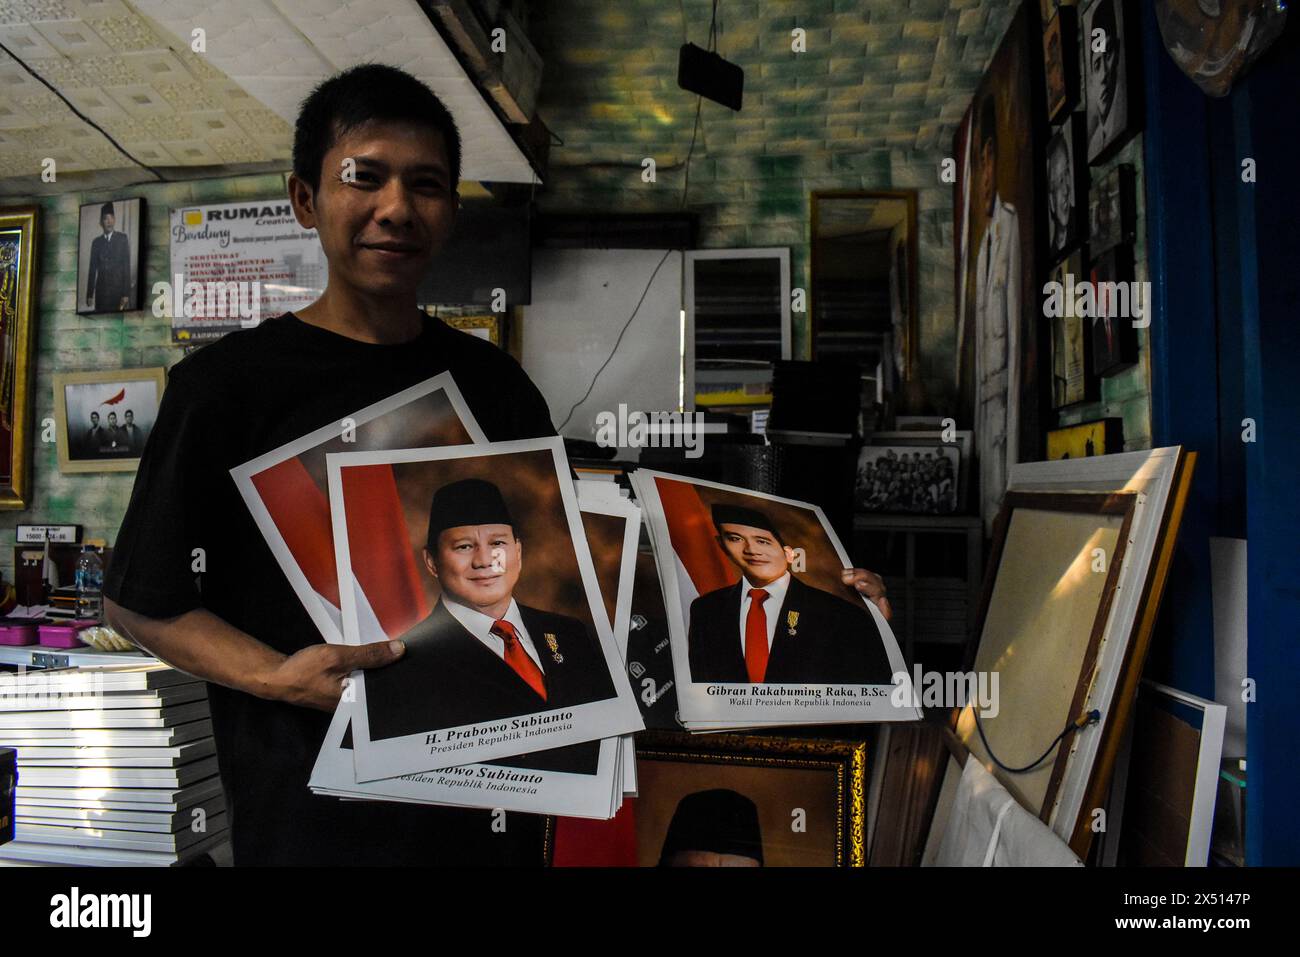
xmin=87 ymin=231 xmax=131 ymax=308
xmin=687 ymin=575 xmax=895 ymax=685
xmin=365 ymin=599 xmax=617 ymax=744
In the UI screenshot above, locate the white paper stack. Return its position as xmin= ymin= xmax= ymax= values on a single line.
xmin=228 ymin=374 xmax=645 ymax=821
xmin=0 ymin=664 xmax=228 ymax=866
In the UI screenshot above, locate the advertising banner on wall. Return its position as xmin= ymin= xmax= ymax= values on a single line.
xmin=167 ymin=199 xmax=327 ymax=343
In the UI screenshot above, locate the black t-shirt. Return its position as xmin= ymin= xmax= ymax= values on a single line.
xmin=104 ymin=312 xmax=557 ymax=865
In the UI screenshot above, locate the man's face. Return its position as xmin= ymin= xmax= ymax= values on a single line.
xmin=101 ymin=213 xmax=114 ymax=233
xmin=716 ymin=523 xmax=790 ymax=587
xmin=107 ymin=412 xmax=117 ymax=426
xmin=427 ymin=524 xmax=521 ymax=612
xmin=289 ymin=119 xmax=457 ymax=301
xmin=978 ymin=137 xmax=996 ymax=217
xmin=90 ymin=412 xmax=99 ymax=426
xmin=1090 ymin=30 xmax=1119 ymax=118
xmin=1049 ymin=148 xmax=1071 ymax=222
xmin=124 ymin=411 xmax=133 ymax=424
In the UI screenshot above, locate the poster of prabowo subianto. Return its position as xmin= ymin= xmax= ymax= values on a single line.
xmin=167 ymin=199 xmax=328 ymax=343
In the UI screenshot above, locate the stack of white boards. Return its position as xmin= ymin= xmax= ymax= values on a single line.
xmin=0 ymin=664 xmax=228 ymax=866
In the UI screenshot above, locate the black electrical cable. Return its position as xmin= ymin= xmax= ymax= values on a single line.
xmin=555 ymin=249 xmax=674 ymax=431
xmin=0 ymin=40 xmax=168 ymax=182
xmin=973 ymin=708 xmax=1101 ymax=775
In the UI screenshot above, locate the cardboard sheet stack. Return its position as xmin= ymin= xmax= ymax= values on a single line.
xmin=0 ymin=664 xmax=228 ymax=866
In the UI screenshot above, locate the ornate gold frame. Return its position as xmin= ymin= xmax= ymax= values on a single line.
xmin=0 ymin=206 xmax=40 ymax=509
xmin=429 ymin=311 xmax=501 ymax=346
xmin=544 ymin=731 xmax=868 ymax=866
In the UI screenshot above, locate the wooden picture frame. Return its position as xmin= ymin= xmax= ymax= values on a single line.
xmin=0 ymin=205 xmax=40 ymax=510
xmin=948 ymin=490 xmax=1139 ymax=824
xmin=52 ymin=368 xmax=166 ymax=474
xmin=921 ymin=447 xmax=1194 ymax=859
xmin=1046 ymin=113 xmax=1088 ymax=264
xmin=557 ymin=731 xmax=868 ymax=867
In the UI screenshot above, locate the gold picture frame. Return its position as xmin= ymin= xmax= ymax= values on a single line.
xmin=0 ymin=206 xmax=40 ymax=509
xmin=53 ymin=367 xmax=167 ymax=473
xmin=436 ymin=312 xmax=501 ymax=346
xmin=630 ymin=731 xmax=867 ymax=866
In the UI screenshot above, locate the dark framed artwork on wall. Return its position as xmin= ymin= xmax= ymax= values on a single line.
xmin=1083 ymin=0 xmax=1144 ymax=165
xmin=1048 ymin=251 xmax=1097 ymax=409
xmin=76 ymin=198 xmax=144 ymax=315
xmin=1089 ymin=244 xmax=1139 ymax=377
xmin=1043 ymin=7 xmax=1080 ymax=124
xmin=1046 ymin=112 xmax=1088 ymax=263
xmin=1089 ymin=163 xmax=1137 ymax=256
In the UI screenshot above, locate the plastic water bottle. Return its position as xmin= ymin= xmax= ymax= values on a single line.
xmin=74 ymin=546 xmax=104 ymax=621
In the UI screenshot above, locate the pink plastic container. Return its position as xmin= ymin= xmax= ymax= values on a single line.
xmin=38 ymin=622 xmax=89 ymax=649
xmin=0 ymin=622 xmax=38 ymax=646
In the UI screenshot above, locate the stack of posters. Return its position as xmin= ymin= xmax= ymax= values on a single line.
xmin=231 ymin=375 xmax=644 ymax=820
xmin=0 ymin=664 xmax=228 ymax=866
xmin=628 ymin=469 xmax=920 ymax=731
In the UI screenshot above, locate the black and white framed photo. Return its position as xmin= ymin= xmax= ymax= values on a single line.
xmin=53 ymin=368 xmax=165 ymax=473
xmin=1083 ymin=0 xmax=1142 ymax=164
xmin=1089 ymin=164 xmax=1137 ymax=256
xmin=856 ymin=445 xmax=960 ymax=515
xmin=1089 ymin=245 xmax=1139 ymax=377
xmin=76 ymin=198 xmax=143 ymax=315
xmin=1046 ymin=113 xmax=1088 ymax=262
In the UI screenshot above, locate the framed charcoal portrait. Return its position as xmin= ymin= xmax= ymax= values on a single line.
xmin=1089 ymin=164 xmax=1137 ymax=256
xmin=1046 ymin=113 xmax=1088 ymax=263
xmin=1043 ymin=7 xmax=1080 ymax=123
xmin=1083 ymin=0 xmax=1143 ymax=165
xmin=76 ymin=198 xmax=144 ymax=315
xmin=856 ymin=444 xmax=960 ymax=515
xmin=53 ymin=368 xmax=164 ymax=474
xmin=1089 ymin=244 xmax=1139 ymax=377
xmin=1048 ymin=251 xmax=1097 ymax=409
xmin=632 ymin=732 xmax=868 ymax=867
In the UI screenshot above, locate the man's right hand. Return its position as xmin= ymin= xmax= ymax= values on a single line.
xmin=265 ymin=640 xmax=406 ymax=712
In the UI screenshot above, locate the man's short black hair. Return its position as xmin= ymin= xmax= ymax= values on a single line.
xmin=292 ymin=63 xmax=463 ymax=193
xmin=1093 ymin=0 xmax=1119 ymax=50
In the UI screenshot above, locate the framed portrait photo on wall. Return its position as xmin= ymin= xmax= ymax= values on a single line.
xmin=0 ymin=205 xmax=40 ymax=509
xmin=76 ymin=198 xmax=144 ymax=315
xmin=631 ymin=731 xmax=868 ymax=867
xmin=53 ymin=368 xmax=165 ymax=474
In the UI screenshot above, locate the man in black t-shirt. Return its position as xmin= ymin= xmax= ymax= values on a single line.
xmin=103 ymin=64 xmax=893 ymax=866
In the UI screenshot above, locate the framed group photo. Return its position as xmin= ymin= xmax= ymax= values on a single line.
xmin=52 ymin=368 xmax=164 ymax=473
xmin=855 ymin=445 xmax=960 ymax=515
xmin=76 ymin=198 xmax=143 ymax=315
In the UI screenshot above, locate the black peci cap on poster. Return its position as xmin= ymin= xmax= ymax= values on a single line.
xmin=426 ymin=478 xmax=514 ymax=548
xmin=658 ymin=788 xmax=764 ymax=866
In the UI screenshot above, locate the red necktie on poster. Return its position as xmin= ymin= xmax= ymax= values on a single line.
xmin=491 ymin=619 xmax=548 ymax=700
xmin=745 ymin=589 xmax=770 ymax=683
